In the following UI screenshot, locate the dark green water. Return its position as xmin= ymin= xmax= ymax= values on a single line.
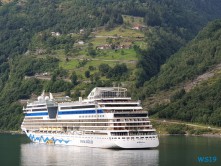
xmin=0 ymin=134 xmax=220 ymax=166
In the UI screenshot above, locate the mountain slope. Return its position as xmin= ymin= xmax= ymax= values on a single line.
xmin=145 ymin=20 xmax=221 ymax=92
xmin=1 ymin=0 xmax=221 ymax=130
xmin=146 ymin=20 xmax=221 ymax=126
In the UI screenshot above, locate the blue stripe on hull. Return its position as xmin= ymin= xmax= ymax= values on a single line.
xmin=26 ymin=112 xmax=48 ymax=116
xmin=58 ymin=109 xmax=103 ymax=115
xmin=25 ymin=110 xmax=104 ymax=117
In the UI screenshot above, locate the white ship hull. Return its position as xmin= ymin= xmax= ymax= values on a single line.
xmin=22 ymin=87 xmax=160 ymax=149
xmin=27 ymin=132 xmax=159 ymax=149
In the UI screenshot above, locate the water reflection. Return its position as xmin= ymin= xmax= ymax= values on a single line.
xmin=20 ymin=143 xmax=159 ymax=166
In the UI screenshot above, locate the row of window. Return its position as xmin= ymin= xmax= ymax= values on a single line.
xmin=60 ymin=105 xmax=95 ymax=110
xmin=110 ymin=136 xmax=157 ymax=139
xmin=32 ymin=109 xmax=48 ymax=112
xmin=103 ymin=104 xmax=139 ymax=107
xmin=79 ymin=115 xmax=105 ymax=118
xmin=26 ymin=112 xmax=48 ymax=116
xmin=26 ymin=110 xmax=104 ymax=116
xmin=58 ymin=110 xmax=103 ymax=115
xmin=114 ymin=113 xmax=147 ymax=117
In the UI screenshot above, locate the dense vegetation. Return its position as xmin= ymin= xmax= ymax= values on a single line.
xmin=155 ymin=79 xmax=221 ymax=126
xmin=147 ymin=20 xmax=221 ymax=126
xmin=134 ymin=0 xmax=221 ymax=87
xmin=0 ymin=56 xmax=59 ymax=130
xmin=140 ymin=20 xmax=221 ymax=97
xmin=1 ymin=0 xmax=221 ymax=130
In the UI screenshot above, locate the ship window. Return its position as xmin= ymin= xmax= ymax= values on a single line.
xmin=60 ymin=105 xmax=95 ymax=110
xmin=114 ymin=114 xmax=147 ymax=117
xmin=58 ymin=110 xmax=100 ymax=115
xmin=32 ymin=108 xmax=48 ymax=112
xmin=35 ymin=105 xmax=46 ymax=107
xmin=104 ymin=104 xmax=138 ymax=107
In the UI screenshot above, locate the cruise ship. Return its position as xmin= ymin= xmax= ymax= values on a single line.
xmin=21 ymin=87 xmax=159 ymax=149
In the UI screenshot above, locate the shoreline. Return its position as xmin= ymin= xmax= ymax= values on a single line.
xmin=0 ymin=130 xmax=24 ymax=135
xmin=158 ymin=133 xmax=221 ymax=138
xmin=0 ymin=130 xmax=221 ymax=138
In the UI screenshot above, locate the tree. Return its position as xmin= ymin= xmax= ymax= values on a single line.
xmin=116 ymin=14 xmax=123 ymax=24
xmin=106 ymin=38 xmax=113 ymax=44
xmin=99 ymin=64 xmax=110 ymax=75
xmin=71 ymin=72 xmax=78 ymax=86
xmin=111 ymin=63 xmax=128 ymax=78
xmin=87 ymin=43 xmax=96 ymax=57
xmin=85 ymin=70 xmax=90 ymax=78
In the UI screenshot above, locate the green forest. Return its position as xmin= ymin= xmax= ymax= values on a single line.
xmin=147 ymin=20 xmax=221 ymax=126
xmin=1 ymin=0 xmax=221 ymax=130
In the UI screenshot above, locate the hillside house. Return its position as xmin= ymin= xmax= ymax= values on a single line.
xmin=78 ymin=41 xmax=85 ymax=45
xmin=96 ymin=44 xmax=111 ymax=50
xmin=51 ymin=32 xmax=61 ymax=37
xmin=132 ymin=26 xmax=141 ymax=30
xmin=80 ymin=29 xmax=84 ymax=34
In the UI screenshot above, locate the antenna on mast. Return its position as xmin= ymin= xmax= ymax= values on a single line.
xmin=117 ymin=84 xmax=120 ymax=97
xmin=41 ymin=90 xmax=45 ymax=97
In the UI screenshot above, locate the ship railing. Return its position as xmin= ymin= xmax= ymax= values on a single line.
xmin=93 ymin=96 xmax=131 ymax=100
xmin=110 ymin=131 xmax=157 ymax=136
xmin=97 ymin=100 xmax=139 ymax=103
xmin=102 ymin=110 xmax=146 ymax=113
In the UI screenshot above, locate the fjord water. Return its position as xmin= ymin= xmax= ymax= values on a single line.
xmin=0 ymin=134 xmax=220 ymax=166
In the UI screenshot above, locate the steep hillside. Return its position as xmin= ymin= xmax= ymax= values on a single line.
xmin=146 ymin=20 xmax=221 ymax=126
xmin=148 ymin=20 xmax=221 ymax=91
xmin=1 ymin=0 xmax=221 ymax=130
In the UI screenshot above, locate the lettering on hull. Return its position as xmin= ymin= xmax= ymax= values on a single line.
xmin=80 ymin=140 xmax=94 ymax=144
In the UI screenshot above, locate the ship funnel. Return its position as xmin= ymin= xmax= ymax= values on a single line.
xmin=49 ymin=93 xmax=54 ymax=100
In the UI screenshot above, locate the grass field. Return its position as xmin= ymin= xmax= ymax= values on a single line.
xmin=90 ymin=37 xmax=106 ymax=46
xmin=97 ymin=26 xmax=144 ymax=38
xmin=60 ymin=58 xmax=134 ymax=80
xmin=122 ymin=15 xmax=144 ymax=26
xmin=96 ymin=49 xmax=138 ymax=61
xmin=60 ymin=55 xmax=137 ymax=71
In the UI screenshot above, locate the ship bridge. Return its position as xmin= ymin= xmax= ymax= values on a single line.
xmin=87 ymin=87 xmax=129 ymax=100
